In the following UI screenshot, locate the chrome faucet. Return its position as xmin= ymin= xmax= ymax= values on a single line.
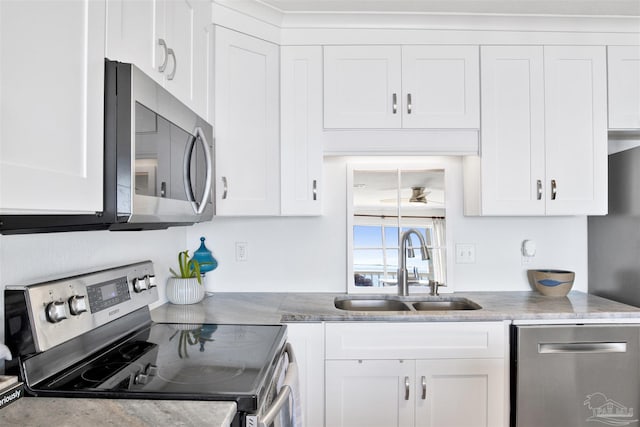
xmin=397 ymin=228 xmax=430 ymax=296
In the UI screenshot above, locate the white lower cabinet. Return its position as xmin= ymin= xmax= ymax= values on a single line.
xmin=286 ymin=323 xmax=325 ymax=427
xmin=325 ymin=322 xmax=507 ymax=427
xmin=415 ymin=359 xmax=505 ymax=427
xmin=326 ymin=359 xmax=415 ymax=427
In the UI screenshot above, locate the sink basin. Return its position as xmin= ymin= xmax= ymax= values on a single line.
xmin=412 ymin=298 xmax=481 ymax=311
xmin=334 ymin=296 xmax=481 ymax=312
xmin=334 ymin=298 xmax=411 ymax=311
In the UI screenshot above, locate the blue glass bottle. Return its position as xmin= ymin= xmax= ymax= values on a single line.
xmin=192 ymin=237 xmax=218 ymax=274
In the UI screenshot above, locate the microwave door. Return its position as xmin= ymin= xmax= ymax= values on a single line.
xmin=169 ymin=125 xmax=191 ymax=202
xmin=135 ymin=103 xmax=171 ymax=199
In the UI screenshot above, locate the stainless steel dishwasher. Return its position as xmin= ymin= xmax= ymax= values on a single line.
xmin=511 ymin=324 xmax=640 ymax=427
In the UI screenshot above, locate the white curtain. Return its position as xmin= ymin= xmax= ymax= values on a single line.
xmin=432 ymin=218 xmax=446 ymax=285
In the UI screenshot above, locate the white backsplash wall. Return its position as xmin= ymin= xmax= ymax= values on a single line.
xmin=189 ymin=156 xmax=588 ymax=293
xmin=0 ymin=227 xmax=188 ymax=342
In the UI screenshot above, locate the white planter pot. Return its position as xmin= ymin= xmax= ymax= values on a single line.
xmin=166 ymin=277 xmax=205 ymax=305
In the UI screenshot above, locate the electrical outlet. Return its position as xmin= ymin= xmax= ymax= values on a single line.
xmin=235 ymin=242 xmax=248 ymax=262
xmin=456 ymin=244 xmax=476 ymax=264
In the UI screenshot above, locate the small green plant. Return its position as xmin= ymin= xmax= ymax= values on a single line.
xmin=169 ymin=250 xmax=202 ymax=284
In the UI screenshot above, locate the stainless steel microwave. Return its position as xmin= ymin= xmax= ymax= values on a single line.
xmin=0 ymin=60 xmax=213 ymax=234
xmin=104 ymin=60 xmax=214 ymax=230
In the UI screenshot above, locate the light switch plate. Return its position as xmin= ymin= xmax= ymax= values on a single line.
xmin=456 ymin=244 xmax=475 ymax=264
xmin=235 ymin=242 xmax=248 ymax=262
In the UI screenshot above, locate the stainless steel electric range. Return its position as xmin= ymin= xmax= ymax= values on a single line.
xmin=4 ymin=261 xmax=297 ymax=427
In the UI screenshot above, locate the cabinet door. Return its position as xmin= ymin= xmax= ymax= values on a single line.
xmin=280 ymin=46 xmax=323 ymax=216
xmin=0 ymin=0 xmax=105 ymax=213
xmin=286 ymin=323 xmax=325 ymax=427
xmin=478 ymin=46 xmax=546 ymax=215
xmin=105 ymin=0 xmax=164 ymax=85
xmin=325 ymin=359 xmax=415 ymax=427
xmin=415 ymin=359 xmax=506 ymax=427
xmin=544 ymin=46 xmax=607 ymax=215
xmin=163 ymin=0 xmax=210 ymax=117
xmin=608 ymin=46 xmax=640 ymax=130
xmin=402 ymin=46 xmax=479 ymax=129
xmin=214 ymin=27 xmax=280 ymax=215
xmin=324 ymin=46 xmax=402 ymax=129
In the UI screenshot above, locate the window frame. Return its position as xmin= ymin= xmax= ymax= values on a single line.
xmin=346 ymin=160 xmax=453 ymax=295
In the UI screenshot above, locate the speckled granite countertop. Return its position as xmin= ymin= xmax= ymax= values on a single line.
xmin=0 ymin=397 xmax=236 ymax=427
xmin=151 ymin=291 xmax=640 ymax=324
xmin=6 ymin=292 xmax=635 ymax=426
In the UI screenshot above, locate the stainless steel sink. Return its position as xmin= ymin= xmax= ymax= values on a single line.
xmin=334 ymin=296 xmax=481 ymax=312
xmin=412 ymin=298 xmax=481 ymax=311
xmin=334 ymin=298 xmax=411 ymax=311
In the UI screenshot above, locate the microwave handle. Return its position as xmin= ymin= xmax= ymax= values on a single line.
xmin=183 ymin=127 xmax=213 ymax=215
xmin=255 ymin=343 xmax=298 ymax=427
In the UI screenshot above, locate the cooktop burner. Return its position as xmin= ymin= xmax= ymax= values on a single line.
xmin=36 ymin=323 xmax=284 ymax=400
xmin=157 ymin=363 xmax=246 ymax=385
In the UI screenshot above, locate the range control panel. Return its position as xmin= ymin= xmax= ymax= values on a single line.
xmin=6 ymin=261 xmax=158 ymax=352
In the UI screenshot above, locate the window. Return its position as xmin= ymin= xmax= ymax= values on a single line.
xmin=348 ymin=165 xmax=447 ymax=294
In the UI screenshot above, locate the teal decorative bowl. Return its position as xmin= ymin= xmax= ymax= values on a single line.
xmin=530 ymin=270 xmax=575 ymax=296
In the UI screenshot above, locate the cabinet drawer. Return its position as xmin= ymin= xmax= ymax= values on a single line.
xmin=325 ymin=322 xmax=506 ymax=359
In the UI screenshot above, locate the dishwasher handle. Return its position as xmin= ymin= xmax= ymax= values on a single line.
xmin=256 ymin=343 xmax=299 ymax=427
xmin=538 ymin=342 xmax=627 ymax=354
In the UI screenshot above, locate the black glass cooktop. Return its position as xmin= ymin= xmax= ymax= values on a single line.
xmin=30 ymin=323 xmax=286 ymax=411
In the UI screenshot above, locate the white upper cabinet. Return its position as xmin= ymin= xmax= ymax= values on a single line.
xmin=280 ymin=46 xmax=323 ymax=216
xmin=106 ymin=0 xmax=211 ymax=118
xmin=401 ymin=46 xmax=480 ymax=129
xmin=324 ymin=46 xmax=402 ymax=128
xmin=475 ymin=46 xmax=546 ymax=215
xmin=105 ymin=0 xmax=160 ymax=84
xmin=608 ymin=46 xmax=640 ymax=130
xmin=0 ymin=0 xmax=105 ymax=214
xmin=465 ymin=45 xmax=607 ymax=216
xmin=214 ymin=27 xmax=280 ymax=216
xmin=323 ymin=45 xmax=479 ymax=129
xmin=543 ymin=46 xmax=607 ymax=215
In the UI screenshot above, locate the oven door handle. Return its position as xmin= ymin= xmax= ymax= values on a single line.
xmin=183 ymin=126 xmax=213 ymax=215
xmin=257 ymin=343 xmax=298 ymax=427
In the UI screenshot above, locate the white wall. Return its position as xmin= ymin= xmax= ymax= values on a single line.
xmin=0 ymin=156 xmax=589 ymax=348
xmin=189 ymin=156 xmax=588 ymax=293
xmin=0 ymin=227 xmax=188 ymax=342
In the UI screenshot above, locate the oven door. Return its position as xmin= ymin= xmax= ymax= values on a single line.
xmin=247 ymin=343 xmax=300 ymax=427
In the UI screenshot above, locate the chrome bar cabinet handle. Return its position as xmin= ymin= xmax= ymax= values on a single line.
xmin=407 ymin=93 xmax=412 ymax=114
xmin=551 ymin=179 xmax=557 ymax=200
xmin=421 ymin=376 xmax=427 ymax=400
xmin=392 ymin=93 xmax=398 ymax=114
xmin=536 ymin=180 xmax=542 ymax=200
xmin=312 ymin=179 xmax=318 ymax=201
xmin=158 ymin=38 xmax=168 ymax=72
xmin=167 ymin=48 xmax=177 ymax=80
xmin=222 ymin=177 xmax=228 ymax=199
xmin=404 ymin=376 xmax=410 ymax=400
